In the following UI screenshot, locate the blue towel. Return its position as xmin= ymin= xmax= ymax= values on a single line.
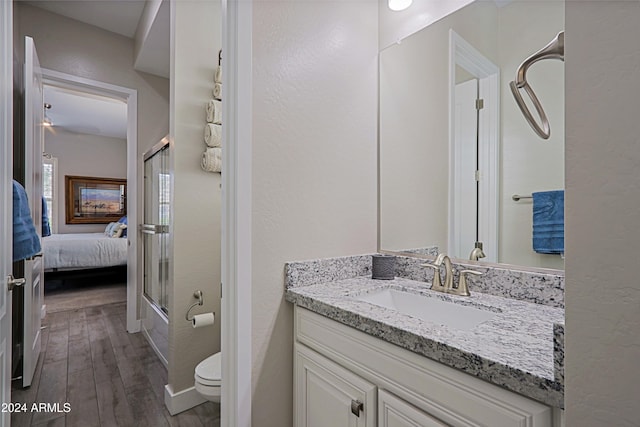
xmin=12 ymin=180 xmax=41 ymax=262
xmin=532 ymin=190 xmax=564 ymax=254
xmin=42 ymin=196 xmax=51 ymax=237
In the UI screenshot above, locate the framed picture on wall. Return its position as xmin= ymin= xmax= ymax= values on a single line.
xmin=65 ymin=175 xmax=127 ymax=224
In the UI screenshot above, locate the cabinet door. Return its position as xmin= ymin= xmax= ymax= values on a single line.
xmin=379 ymin=390 xmax=448 ymax=427
xmin=295 ymin=343 xmax=376 ymax=427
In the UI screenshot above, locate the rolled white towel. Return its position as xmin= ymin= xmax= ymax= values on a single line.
xmin=213 ymin=83 xmax=222 ymax=100
xmin=204 ymin=123 xmax=222 ymax=147
xmin=214 ymin=66 xmax=222 ymax=84
xmin=201 ymin=147 xmax=222 ymax=173
xmin=205 ymin=99 xmax=222 ymax=124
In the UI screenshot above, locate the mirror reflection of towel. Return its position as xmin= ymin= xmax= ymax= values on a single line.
xmin=532 ymin=190 xmax=564 ymax=254
xmin=13 ymin=180 xmax=41 ymax=262
xmin=42 ymin=196 xmax=51 ymax=237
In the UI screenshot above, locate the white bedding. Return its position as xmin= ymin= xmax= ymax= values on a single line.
xmin=42 ymin=233 xmax=127 ymax=271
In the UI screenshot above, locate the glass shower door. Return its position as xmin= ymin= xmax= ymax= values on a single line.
xmin=142 ymin=139 xmax=170 ymax=315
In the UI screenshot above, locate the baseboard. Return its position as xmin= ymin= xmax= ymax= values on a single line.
xmin=127 ymin=319 xmax=141 ymax=333
xmin=164 ymin=384 xmax=206 ymax=415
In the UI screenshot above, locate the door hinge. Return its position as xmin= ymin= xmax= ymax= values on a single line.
xmin=475 ymin=170 xmax=481 ymax=181
xmin=475 ymin=99 xmax=484 ymax=110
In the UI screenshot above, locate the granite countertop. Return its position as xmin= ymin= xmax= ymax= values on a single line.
xmin=285 ymin=276 xmax=565 ymax=408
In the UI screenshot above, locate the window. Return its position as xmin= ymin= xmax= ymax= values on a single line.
xmin=42 ymin=156 xmax=58 ymax=233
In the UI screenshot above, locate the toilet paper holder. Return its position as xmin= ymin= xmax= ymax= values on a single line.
xmin=186 ymin=290 xmax=204 ymax=322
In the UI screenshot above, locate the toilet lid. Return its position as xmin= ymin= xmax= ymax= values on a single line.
xmin=195 ymin=352 xmax=221 ymax=386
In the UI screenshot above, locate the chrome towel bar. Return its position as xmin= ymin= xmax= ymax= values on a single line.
xmin=512 ymin=194 xmax=533 ymax=201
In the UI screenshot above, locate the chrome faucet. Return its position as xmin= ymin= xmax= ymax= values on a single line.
xmin=421 ymin=254 xmax=453 ymax=293
xmin=469 ymin=242 xmax=486 ymax=261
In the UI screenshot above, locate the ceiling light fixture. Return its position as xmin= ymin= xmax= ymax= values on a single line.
xmin=388 ymin=0 xmax=412 ymax=11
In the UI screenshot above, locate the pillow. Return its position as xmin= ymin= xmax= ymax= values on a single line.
xmin=118 ymin=216 xmax=128 ymax=237
xmin=111 ymin=223 xmax=127 ymax=238
xmin=104 ymin=222 xmax=118 ymax=236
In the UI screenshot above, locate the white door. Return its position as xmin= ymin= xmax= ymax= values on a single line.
xmin=452 ymin=78 xmax=479 ymax=259
xmin=22 ymin=36 xmax=43 ymax=388
xmin=1 ymin=0 xmax=14 ymax=424
xmin=295 ymin=344 xmax=376 ymax=427
xmin=378 ymin=390 xmax=448 ymax=427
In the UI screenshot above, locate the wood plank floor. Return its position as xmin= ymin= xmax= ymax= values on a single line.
xmin=11 ymin=302 xmax=220 ymax=427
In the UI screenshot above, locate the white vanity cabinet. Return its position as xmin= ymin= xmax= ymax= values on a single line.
xmin=295 ymin=344 xmax=376 ymax=427
xmin=294 ymin=306 xmax=558 ymax=427
xmin=378 ymin=390 xmax=448 ymax=427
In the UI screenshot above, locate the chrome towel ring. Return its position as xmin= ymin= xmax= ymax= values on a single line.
xmin=509 ymin=31 xmax=564 ymax=140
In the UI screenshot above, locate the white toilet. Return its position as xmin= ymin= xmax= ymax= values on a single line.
xmin=194 ymin=352 xmax=222 ymax=402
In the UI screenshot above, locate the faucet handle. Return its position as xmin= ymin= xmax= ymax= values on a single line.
xmin=420 ymin=262 xmax=446 ymax=292
xmin=432 ymin=253 xmax=446 ymax=266
xmin=453 ymin=269 xmax=483 ymax=296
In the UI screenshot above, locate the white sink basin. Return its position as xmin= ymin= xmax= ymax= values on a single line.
xmin=354 ymin=288 xmax=497 ymax=331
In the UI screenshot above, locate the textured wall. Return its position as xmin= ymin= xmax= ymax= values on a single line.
xmin=16 ymin=4 xmax=170 ymax=156
xmin=251 ymin=1 xmax=378 ymax=425
xmin=565 ymin=2 xmax=640 ymax=426
xmin=379 ymin=0 xmax=498 ymax=255
xmin=45 ymin=129 xmax=127 ymax=234
xmin=498 ymin=1 xmax=565 ymax=270
xmin=169 ymin=0 xmax=222 ymax=393
xmin=378 ymin=0 xmax=474 ymax=50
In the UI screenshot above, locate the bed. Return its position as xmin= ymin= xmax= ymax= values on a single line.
xmin=42 ymin=233 xmax=128 ymax=272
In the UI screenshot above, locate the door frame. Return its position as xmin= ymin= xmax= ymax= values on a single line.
xmin=448 ymin=29 xmax=500 ymax=262
xmin=40 ymin=69 xmax=140 ymax=333
xmin=0 ymin=0 xmax=13 ymax=423
xmin=221 ymin=0 xmax=252 ymax=426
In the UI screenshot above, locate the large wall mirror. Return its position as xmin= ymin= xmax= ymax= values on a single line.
xmin=379 ymin=0 xmax=564 ymax=270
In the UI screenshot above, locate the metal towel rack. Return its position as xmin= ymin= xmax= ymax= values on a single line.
xmin=509 ymin=31 xmax=564 ymax=140
xmin=512 ymin=194 xmax=533 ymax=202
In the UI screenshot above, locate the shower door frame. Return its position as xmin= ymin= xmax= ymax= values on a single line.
xmin=142 ymin=137 xmax=171 ymax=317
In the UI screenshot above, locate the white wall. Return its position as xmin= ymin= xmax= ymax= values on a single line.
xmin=498 ymin=1 xmax=564 ymax=269
xmin=251 ymin=1 xmax=378 ymax=425
xmin=45 ymin=129 xmax=127 ymax=234
xmin=379 ymin=1 xmax=499 ymax=253
xmin=168 ymin=0 xmax=221 ymax=394
xmin=378 ymin=0 xmax=474 ymax=49
xmin=379 ymin=0 xmax=565 ymax=269
xmin=565 ymin=2 xmax=640 ymax=425
xmin=16 ymin=4 xmax=170 ymax=156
